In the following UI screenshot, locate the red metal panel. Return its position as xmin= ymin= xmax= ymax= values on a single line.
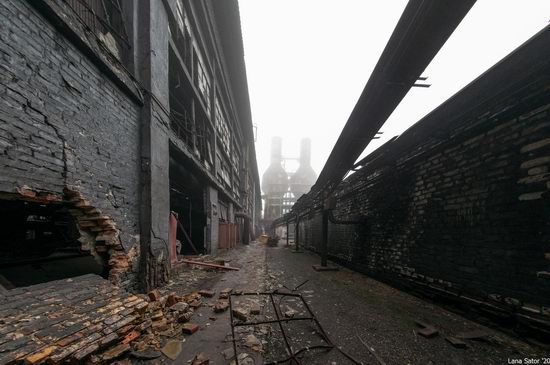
xmin=169 ymin=212 xmax=178 ymax=264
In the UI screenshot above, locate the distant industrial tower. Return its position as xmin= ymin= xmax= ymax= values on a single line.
xmin=290 ymin=138 xmax=317 ymax=199
xmin=262 ymin=137 xmax=288 ymax=220
xmin=262 ymin=137 xmax=317 ymax=221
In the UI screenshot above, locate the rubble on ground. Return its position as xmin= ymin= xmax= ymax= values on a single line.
xmin=0 ymin=273 xmax=224 ymax=364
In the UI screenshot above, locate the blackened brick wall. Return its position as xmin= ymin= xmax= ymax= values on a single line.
xmin=300 ymin=78 xmax=550 ymax=316
xmin=0 ymin=0 xmax=141 ymax=288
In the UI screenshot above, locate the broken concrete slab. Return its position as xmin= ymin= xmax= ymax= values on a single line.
xmin=192 ymin=352 xmax=210 ymax=365
xmin=415 ymin=320 xmax=439 ymax=338
xmin=221 ymin=347 xmax=234 ymax=360
xmin=455 ymin=329 xmax=490 ymax=341
xmin=161 ymin=340 xmax=183 ymax=360
xmin=312 ymin=264 xmax=339 ymax=271
xmin=445 ymin=336 xmax=468 ymax=348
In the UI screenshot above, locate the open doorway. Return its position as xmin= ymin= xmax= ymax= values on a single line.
xmin=169 ymin=146 xmax=207 ymax=255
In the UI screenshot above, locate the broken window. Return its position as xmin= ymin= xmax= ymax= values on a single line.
xmin=169 ymin=46 xmax=196 ymax=151
xmin=215 ymin=98 xmax=231 ymax=155
xmin=175 ymin=0 xmax=192 ymax=70
xmin=196 ymin=52 xmax=211 ymax=112
xmin=65 ymin=0 xmax=131 ymax=60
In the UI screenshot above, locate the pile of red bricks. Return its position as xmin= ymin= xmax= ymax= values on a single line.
xmin=0 ymin=274 xmax=149 ymax=364
xmin=0 ymin=273 xmax=219 ymax=364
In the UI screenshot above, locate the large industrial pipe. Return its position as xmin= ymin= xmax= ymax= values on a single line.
xmin=314 ymin=0 xmax=477 ymax=194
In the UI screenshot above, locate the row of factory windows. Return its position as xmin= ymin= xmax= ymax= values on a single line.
xmin=64 ymin=0 xmax=246 ymax=204
xmin=171 ymin=1 xmax=247 ymax=203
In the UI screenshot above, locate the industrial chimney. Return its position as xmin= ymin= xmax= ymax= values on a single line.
xmin=289 ymin=138 xmax=317 ymax=199
xmin=261 ymin=137 xmax=289 ymax=220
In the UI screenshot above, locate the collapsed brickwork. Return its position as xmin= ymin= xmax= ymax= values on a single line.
xmin=296 ymin=34 xmax=550 ymax=329
xmin=0 ymin=0 xmax=142 ymax=288
xmin=0 ymin=0 xmax=262 ymax=292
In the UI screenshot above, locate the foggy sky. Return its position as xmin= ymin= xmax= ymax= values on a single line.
xmin=239 ymin=0 xmax=550 ymax=188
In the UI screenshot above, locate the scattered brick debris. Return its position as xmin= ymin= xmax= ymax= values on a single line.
xmin=189 ymin=299 xmax=203 ymax=309
xmin=148 ymin=289 xmax=161 ymax=301
xmin=170 ymin=301 xmax=190 ymax=312
xmin=232 ymin=307 xmax=248 ymax=321
xmin=250 ymin=304 xmax=261 ymax=315
xmin=177 ymin=312 xmax=193 ymax=323
xmin=284 ymin=307 xmax=297 ymax=318
xmin=232 ymin=352 xmax=254 ymax=365
xmin=166 ymin=293 xmax=179 ymax=307
xmin=0 ymin=274 xmax=207 ymax=364
xmin=214 ymin=300 xmax=230 ymax=312
xmin=192 ymin=352 xmax=210 ymax=365
xmin=199 ymin=289 xmax=215 ymax=298
xmin=244 ymin=334 xmax=262 ymax=352
xmin=182 ymin=323 xmax=200 ymax=334
xmin=219 ymin=287 xmax=233 ymax=299
xmin=102 ymin=343 xmax=131 ymax=362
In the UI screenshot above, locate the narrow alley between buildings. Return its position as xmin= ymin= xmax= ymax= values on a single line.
xmin=1 ymin=0 xmax=550 ymax=364
xmin=2 ymin=241 xmax=546 ymax=364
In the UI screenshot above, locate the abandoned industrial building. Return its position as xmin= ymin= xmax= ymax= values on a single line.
xmin=0 ymin=0 xmax=549 ymax=364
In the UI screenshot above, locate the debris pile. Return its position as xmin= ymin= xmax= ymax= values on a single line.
xmin=0 ymin=274 xmax=219 ymax=365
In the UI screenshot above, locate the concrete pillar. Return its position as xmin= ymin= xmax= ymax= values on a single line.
xmin=137 ymin=0 xmax=171 ymax=291
xmin=207 ymin=186 xmax=219 ymax=255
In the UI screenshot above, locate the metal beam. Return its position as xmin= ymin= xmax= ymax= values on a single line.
xmin=314 ymin=0 xmax=476 ymax=193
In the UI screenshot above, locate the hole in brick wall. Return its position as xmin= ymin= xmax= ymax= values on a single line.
xmin=0 ymin=198 xmax=107 ymax=288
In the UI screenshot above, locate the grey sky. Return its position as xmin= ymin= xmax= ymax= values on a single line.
xmin=239 ymin=1 xmax=550 ymax=185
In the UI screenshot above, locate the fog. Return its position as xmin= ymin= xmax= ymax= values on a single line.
xmin=239 ymin=0 xmax=550 ymax=186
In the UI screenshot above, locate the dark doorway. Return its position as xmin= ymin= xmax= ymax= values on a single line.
xmin=169 ymin=147 xmax=207 ymax=255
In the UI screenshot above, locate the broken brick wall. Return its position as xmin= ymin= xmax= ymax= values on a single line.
xmin=0 ymin=0 xmax=142 ymax=289
xmin=300 ymin=77 xmax=550 ymax=319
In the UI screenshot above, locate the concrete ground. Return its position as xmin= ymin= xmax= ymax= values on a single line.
xmin=164 ymin=241 xmax=547 ymax=364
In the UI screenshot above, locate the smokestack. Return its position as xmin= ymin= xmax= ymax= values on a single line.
xmin=270 ymin=137 xmax=282 ymax=164
xmin=299 ymin=138 xmax=311 ymax=167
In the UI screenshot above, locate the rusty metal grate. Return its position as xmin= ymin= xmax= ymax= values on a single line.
xmin=229 ymin=290 xmax=361 ymax=364
xmin=63 ymin=0 xmax=130 ymax=53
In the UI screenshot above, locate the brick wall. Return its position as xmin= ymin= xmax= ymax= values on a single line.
xmin=299 ymin=74 xmax=550 ymax=322
xmin=0 ymin=0 xmax=142 ymax=289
